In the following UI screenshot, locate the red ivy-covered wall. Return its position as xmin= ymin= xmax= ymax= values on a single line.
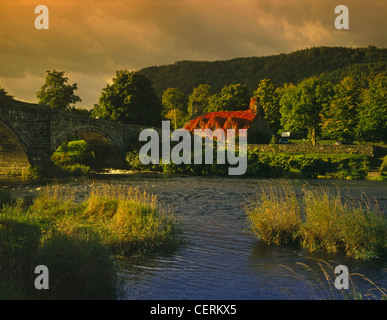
xmin=184 ymin=98 xmax=258 ymax=133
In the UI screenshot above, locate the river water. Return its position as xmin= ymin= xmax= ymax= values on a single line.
xmin=1 ymin=173 xmax=386 ymax=300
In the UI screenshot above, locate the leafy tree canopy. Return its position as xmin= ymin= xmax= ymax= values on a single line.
xmin=187 ymin=84 xmax=214 ymax=117
xmin=0 ymin=86 xmax=14 ymax=103
xmin=356 ymin=72 xmax=387 ymax=142
xmin=161 ymin=88 xmax=187 ymax=116
xmin=253 ymin=79 xmax=282 ymax=134
xmin=164 ymin=109 xmax=188 ymax=130
xmin=161 ymin=87 xmax=188 ymax=129
xmin=36 ymin=69 xmax=81 ymax=110
xmin=280 ymin=77 xmax=334 ymax=145
xmin=92 ymin=70 xmax=162 ymax=126
xmin=321 ymin=76 xmax=362 ymax=141
xmin=206 ymin=83 xmax=250 ymax=112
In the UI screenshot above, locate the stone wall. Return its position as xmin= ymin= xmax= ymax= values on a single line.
xmin=247 ymin=144 xmax=375 ymax=156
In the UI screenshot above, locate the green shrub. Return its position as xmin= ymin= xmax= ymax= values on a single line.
xmin=50 ymin=139 xmax=93 ymax=177
xmin=52 ymin=140 xmax=94 ymax=167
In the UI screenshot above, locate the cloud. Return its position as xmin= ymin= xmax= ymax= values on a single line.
xmin=0 ymin=0 xmax=386 ymax=108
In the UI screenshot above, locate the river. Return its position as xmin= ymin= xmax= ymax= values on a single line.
xmin=1 ymin=173 xmax=386 ymax=300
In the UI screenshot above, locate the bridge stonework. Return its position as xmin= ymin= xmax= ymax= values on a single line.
xmin=0 ymin=98 xmax=146 ymax=175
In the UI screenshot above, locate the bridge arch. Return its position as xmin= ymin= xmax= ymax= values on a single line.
xmin=53 ymin=127 xmax=125 ymax=169
xmin=0 ymin=119 xmax=31 ymax=175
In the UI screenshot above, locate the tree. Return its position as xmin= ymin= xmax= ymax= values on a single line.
xmin=280 ymin=77 xmax=333 ymax=145
xmin=187 ymin=84 xmax=215 ymax=117
xmin=36 ymin=70 xmax=81 ymax=110
xmin=279 ymin=83 xmax=306 ymax=138
xmin=321 ymin=76 xmax=361 ymax=141
xmin=0 ymin=86 xmax=14 ymax=103
xmin=206 ymin=83 xmax=250 ymax=113
xmin=356 ymin=73 xmax=387 ymax=142
xmin=164 ymin=109 xmax=187 ymax=129
xmin=253 ymin=79 xmax=282 ymax=134
xmin=92 ymin=70 xmax=162 ymax=126
xmin=161 ymin=88 xmax=187 ymax=129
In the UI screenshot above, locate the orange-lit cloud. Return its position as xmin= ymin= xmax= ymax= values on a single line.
xmin=0 ymin=0 xmax=386 ymax=108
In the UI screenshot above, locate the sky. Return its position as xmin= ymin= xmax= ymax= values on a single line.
xmin=0 ymin=0 xmax=386 ymax=109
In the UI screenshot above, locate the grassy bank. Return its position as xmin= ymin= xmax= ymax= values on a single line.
xmin=246 ymin=181 xmax=387 ymax=261
xmin=0 ymin=183 xmax=180 ymax=299
xmin=126 ymin=149 xmax=372 ymax=180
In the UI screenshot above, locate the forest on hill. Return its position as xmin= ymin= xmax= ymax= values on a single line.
xmin=139 ymin=46 xmax=386 ymax=98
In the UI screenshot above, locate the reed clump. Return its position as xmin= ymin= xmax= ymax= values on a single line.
xmin=246 ymin=181 xmax=387 ymax=261
xmin=83 ymin=183 xmax=179 ymax=256
xmin=246 ymin=182 xmax=302 ymax=245
xmin=0 ymin=183 xmax=180 ymax=299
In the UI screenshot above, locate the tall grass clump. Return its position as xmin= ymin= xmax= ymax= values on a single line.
xmin=83 ymin=183 xmax=179 ymax=256
xmin=0 ymin=183 xmax=180 ymax=299
xmin=300 ymin=188 xmax=344 ymax=254
xmin=301 ymin=187 xmax=387 ymax=260
xmin=246 ymin=182 xmax=302 ymax=245
xmin=246 ymin=181 xmax=387 ymax=261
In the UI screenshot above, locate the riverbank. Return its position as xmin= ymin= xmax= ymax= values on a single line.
xmin=9 ymin=138 xmax=385 ymax=181
xmin=126 ymin=149 xmax=386 ymax=181
xmin=0 ymin=182 xmax=181 ymax=299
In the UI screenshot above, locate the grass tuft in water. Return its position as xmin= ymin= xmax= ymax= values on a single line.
xmin=246 ymin=181 xmax=387 ymax=260
xmin=245 ymin=181 xmax=302 ymax=245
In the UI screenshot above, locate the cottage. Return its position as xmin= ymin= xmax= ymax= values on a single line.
xmin=183 ymin=98 xmax=273 ymax=143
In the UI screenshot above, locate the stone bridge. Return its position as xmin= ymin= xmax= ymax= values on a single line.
xmin=0 ymin=98 xmax=148 ymax=175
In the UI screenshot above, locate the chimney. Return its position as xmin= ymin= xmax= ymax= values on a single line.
xmin=249 ymin=97 xmax=258 ymax=114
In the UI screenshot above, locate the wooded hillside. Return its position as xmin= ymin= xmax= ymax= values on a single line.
xmin=139 ymin=46 xmax=386 ymax=98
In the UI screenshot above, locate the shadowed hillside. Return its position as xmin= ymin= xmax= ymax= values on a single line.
xmin=139 ymin=46 xmax=387 ymax=98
